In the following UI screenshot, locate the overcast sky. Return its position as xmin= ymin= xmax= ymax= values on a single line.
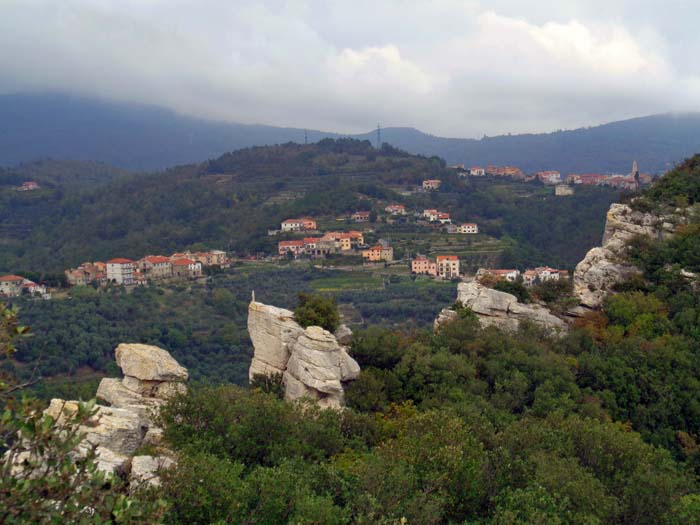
xmin=2 ymin=0 xmax=699 ymax=137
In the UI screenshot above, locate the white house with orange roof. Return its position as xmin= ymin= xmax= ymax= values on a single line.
xmin=281 ymin=218 xmax=317 ymax=232
xmin=422 ymin=179 xmax=442 ymax=190
xmin=278 ymin=240 xmax=305 ymax=257
xmin=106 ymin=258 xmax=135 ymax=285
xmin=0 ymin=275 xmax=25 ymax=296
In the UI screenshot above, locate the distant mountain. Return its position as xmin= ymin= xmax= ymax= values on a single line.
xmin=2 ymin=93 xmax=699 ymax=173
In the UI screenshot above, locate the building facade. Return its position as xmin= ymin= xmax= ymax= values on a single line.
xmin=106 ymin=258 xmax=135 ymax=285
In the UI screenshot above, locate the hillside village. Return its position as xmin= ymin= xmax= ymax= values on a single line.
xmin=0 ymin=156 xmax=645 ymax=299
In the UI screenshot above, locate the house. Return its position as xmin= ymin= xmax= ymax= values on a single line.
xmin=139 ymin=256 xmax=173 ymax=279
xmin=436 ymin=212 xmax=451 ymax=224
xmin=422 ymin=209 xmax=450 ymax=223
xmin=469 ymin=166 xmax=486 ymax=176
xmin=171 ymin=258 xmax=202 ymax=278
xmin=385 ymin=204 xmax=406 ymax=215
xmin=65 ymin=262 xmax=105 ymax=286
xmin=17 ymin=181 xmax=40 ymax=191
xmin=536 ymin=171 xmax=562 ymax=185
xmin=65 ymin=267 xmax=90 ymax=287
xmin=278 ymin=240 xmax=306 ymax=257
xmin=0 ymin=275 xmax=25 ymax=297
xmin=422 ymin=179 xmax=442 ymax=191
xmin=477 ymin=268 xmax=520 ymax=282
xmin=302 ymin=237 xmax=330 ymax=257
xmin=423 ymin=209 xmax=439 ymax=221
xmin=567 ymin=173 xmax=606 ymax=185
xmin=606 ymin=176 xmax=638 ymax=190
xmin=411 ymin=255 xmax=437 ymax=276
xmin=352 ymin=211 xmax=371 ymax=222
xmin=555 ymin=184 xmax=574 ymax=196
xmin=193 ymin=250 xmax=227 ymax=267
xmin=22 ymin=281 xmax=49 ymax=299
xmin=362 ymin=245 xmax=393 ymax=262
xmin=523 ymin=267 xmax=567 ymax=286
xmin=106 ymin=258 xmax=135 ymax=285
xmin=281 ymin=218 xmax=317 ymax=232
xmin=486 ymin=166 xmax=525 ymax=179
xmin=457 ymin=223 xmax=479 ymax=234
xmin=436 ymin=255 xmax=460 ymax=279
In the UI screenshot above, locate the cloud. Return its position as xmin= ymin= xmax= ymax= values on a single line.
xmin=0 ymin=0 xmax=698 ymax=136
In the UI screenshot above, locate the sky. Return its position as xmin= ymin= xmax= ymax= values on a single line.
xmin=2 ymin=0 xmax=700 ymax=137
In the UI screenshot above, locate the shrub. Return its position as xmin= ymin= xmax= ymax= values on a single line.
xmin=293 ymin=293 xmax=340 ymax=332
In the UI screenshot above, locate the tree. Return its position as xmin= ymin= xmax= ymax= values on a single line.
xmin=293 ymin=292 xmax=340 ymax=332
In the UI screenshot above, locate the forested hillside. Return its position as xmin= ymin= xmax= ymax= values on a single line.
xmin=149 ymin=156 xmax=700 ymax=524
xmin=5 ymin=155 xmax=700 ymax=524
xmin=0 ymin=139 xmax=619 ymax=273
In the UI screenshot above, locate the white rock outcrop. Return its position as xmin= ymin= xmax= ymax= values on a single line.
xmin=573 ymin=203 xmax=678 ymax=309
xmin=248 ymin=300 xmax=360 ymax=409
xmin=45 ymin=343 xmax=184 ymax=486
xmin=440 ymin=281 xmax=568 ymax=334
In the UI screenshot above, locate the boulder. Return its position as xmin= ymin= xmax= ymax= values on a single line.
xmin=115 ymin=343 xmax=188 ymax=382
xmin=45 ymin=399 xmax=147 ymax=473
xmin=129 ymin=455 xmax=176 ymax=491
xmin=96 ymin=378 xmax=163 ymax=419
xmin=334 ymin=324 xmax=354 ymax=346
xmin=454 ymin=281 xmax=567 ymax=334
xmin=434 ymin=308 xmax=458 ymax=331
xmin=44 ymin=344 xmax=188 ymax=477
xmin=248 ymin=300 xmax=360 ymax=408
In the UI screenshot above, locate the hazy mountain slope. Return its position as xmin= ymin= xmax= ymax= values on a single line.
xmin=0 ymin=94 xmax=338 ymax=171
xmin=2 ymin=93 xmax=699 ymax=173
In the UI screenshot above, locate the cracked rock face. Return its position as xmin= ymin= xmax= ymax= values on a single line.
xmin=45 ymin=344 xmax=184 ymax=486
xmin=453 ymin=281 xmax=568 ymax=333
xmin=248 ymin=300 xmax=360 ymax=408
xmin=573 ymin=203 xmax=679 ymax=309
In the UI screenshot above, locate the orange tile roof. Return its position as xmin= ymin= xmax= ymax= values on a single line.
xmin=172 ymin=258 xmax=196 ymax=266
xmin=107 ymin=258 xmax=134 ymax=264
xmin=145 ymin=256 xmax=171 ymax=264
xmin=0 ymin=274 xmax=24 ymax=282
xmin=436 ymin=255 xmax=458 ymax=261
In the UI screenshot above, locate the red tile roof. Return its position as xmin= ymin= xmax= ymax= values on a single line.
xmin=172 ymin=258 xmax=195 ymax=266
xmin=107 ymin=258 xmax=134 ymax=264
xmin=0 ymin=274 xmax=24 ymax=282
xmin=145 ymin=256 xmax=171 ymax=264
xmin=279 ymin=240 xmax=304 ymax=247
xmin=436 ymin=255 xmax=458 ymax=261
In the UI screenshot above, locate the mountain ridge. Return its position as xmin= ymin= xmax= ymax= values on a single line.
xmin=2 ymin=93 xmax=700 ymax=172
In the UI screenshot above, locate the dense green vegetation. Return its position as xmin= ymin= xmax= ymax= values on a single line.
xmin=10 ymin=266 xmax=456 ymax=400
xmin=0 ymin=139 xmax=619 ymax=274
xmin=148 ymin=158 xmax=700 ymax=523
xmin=4 ymin=154 xmax=700 ymax=523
